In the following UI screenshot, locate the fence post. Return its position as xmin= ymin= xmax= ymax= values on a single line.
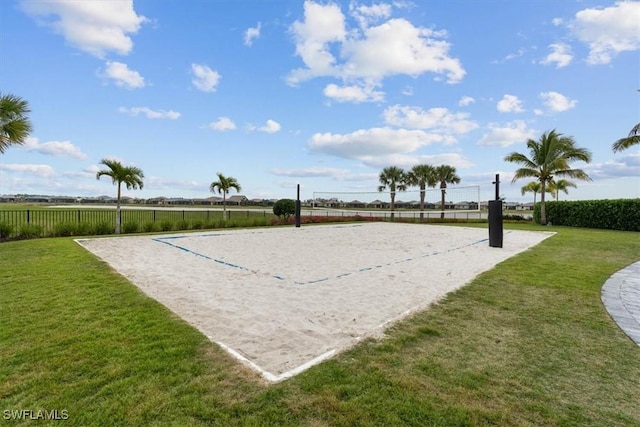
xmin=78 ymin=209 xmax=81 ymax=223
xmin=27 ymin=210 xmax=30 ymax=224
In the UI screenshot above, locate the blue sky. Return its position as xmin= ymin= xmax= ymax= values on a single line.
xmin=1 ymin=0 xmax=639 ymax=203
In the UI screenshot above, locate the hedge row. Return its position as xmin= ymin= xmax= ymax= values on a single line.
xmin=533 ymin=199 xmax=640 ymax=231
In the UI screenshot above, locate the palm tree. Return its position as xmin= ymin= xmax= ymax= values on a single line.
xmin=548 ymin=179 xmax=577 ymax=201
xmin=210 ymin=172 xmax=242 ymax=221
xmin=520 ymin=181 xmax=543 ymax=206
xmin=504 ymin=129 xmax=592 ymax=225
xmin=96 ymin=159 xmax=144 ymax=234
xmin=407 ymin=164 xmax=437 ymax=222
xmin=434 ymin=165 xmax=460 ymax=219
xmin=378 ymin=166 xmax=407 ymax=220
xmin=612 ymin=123 xmax=640 ymax=152
xmin=0 ymin=93 xmax=33 ymax=154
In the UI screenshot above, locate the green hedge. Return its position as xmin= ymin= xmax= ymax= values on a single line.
xmin=533 ymin=199 xmax=640 ymax=231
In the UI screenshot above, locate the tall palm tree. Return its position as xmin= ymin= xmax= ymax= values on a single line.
xmin=210 ymin=172 xmax=242 ymax=221
xmin=548 ymin=179 xmax=577 ymax=201
xmin=0 ymin=93 xmax=33 ymax=154
xmin=434 ymin=165 xmax=460 ymax=219
xmin=378 ymin=166 xmax=407 ymax=220
xmin=407 ymin=164 xmax=437 ymax=221
xmin=612 ymin=123 xmax=640 ymax=152
xmin=504 ymin=129 xmax=592 ymax=225
xmin=96 ymin=159 xmax=144 ymax=234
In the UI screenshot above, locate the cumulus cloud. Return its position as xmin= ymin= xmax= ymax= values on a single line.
xmin=497 ymin=94 xmax=525 ymax=113
xmin=357 ymin=152 xmax=474 ymax=170
xmin=22 ymin=137 xmax=87 ymax=159
xmin=383 ymin=105 xmax=478 ymax=135
xmin=477 ymin=120 xmax=537 ymax=147
xmin=539 ymin=91 xmax=577 ymax=112
xmin=270 ymin=166 xmax=353 ymax=179
xmin=287 ymin=1 xmax=465 ymax=97
xmin=308 ymin=127 xmax=447 ymax=161
xmin=0 ymin=163 xmax=56 ymax=177
xmin=258 ymin=119 xmax=281 ymax=133
xmin=541 ymin=43 xmax=573 ymax=68
xmin=208 ymin=117 xmax=237 ymax=131
xmin=244 ymin=22 xmax=261 ymax=46
xmin=20 ymin=0 xmax=147 ymax=58
xmin=458 ymin=96 xmax=475 ymax=107
xmin=118 ymin=107 xmax=180 ymax=119
xmin=323 ymin=82 xmax=384 ymax=103
xmin=568 ymin=1 xmax=640 ymax=65
xmin=191 ymin=63 xmax=221 ymax=92
xmin=100 ymin=61 xmax=145 ymax=89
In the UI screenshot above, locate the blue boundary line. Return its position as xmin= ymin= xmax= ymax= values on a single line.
xmin=152 ymin=227 xmax=498 ymax=285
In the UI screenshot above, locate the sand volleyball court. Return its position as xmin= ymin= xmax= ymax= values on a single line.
xmin=76 ymin=222 xmax=553 ymax=382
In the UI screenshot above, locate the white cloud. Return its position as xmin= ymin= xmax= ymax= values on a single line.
xmin=270 ymin=166 xmax=352 ymax=179
xmin=22 ymin=137 xmax=87 ymax=160
xmin=20 ymin=0 xmax=147 ymax=58
xmin=357 ymin=152 xmax=474 ymax=170
xmin=349 ymin=2 xmax=392 ymax=28
xmin=477 ymin=120 xmax=537 ymax=147
xmin=0 ymin=163 xmax=56 ymax=177
xmin=208 ymin=117 xmax=237 ymax=131
xmin=100 ymin=61 xmax=145 ymax=89
xmin=287 ymin=1 xmax=465 ymax=87
xmin=458 ymin=96 xmax=475 ymax=107
xmin=258 ymin=119 xmax=281 ymax=133
xmin=118 ymin=107 xmax=180 ymax=119
xmin=191 ymin=63 xmax=221 ymax=92
xmin=541 ymin=43 xmax=573 ymax=68
xmin=244 ymin=22 xmax=261 ymax=46
xmin=497 ymin=94 xmax=525 ymax=113
xmin=308 ymin=127 xmax=446 ymax=160
xmin=383 ymin=105 xmax=478 ymax=136
xmin=539 ymin=91 xmax=577 ymax=112
xmin=569 ymin=1 xmax=640 ymax=65
xmin=323 ymin=82 xmax=384 ymax=103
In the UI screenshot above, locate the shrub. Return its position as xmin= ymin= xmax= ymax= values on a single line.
xmin=122 ymin=221 xmax=140 ymax=234
xmin=142 ymin=221 xmax=158 ymax=233
xmin=94 ymin=221 xmax=113 ymax=235
xmin=75 ymin=222 xmax=93 ymax=236
xmin=535 ymin=199 xmax=640 ymax=231
xmin=0 ymin=222 xmax=14 ymax=239
xmin=17 ymin=223 xmax=43 ymax=239
xmin=54 ymin=222 xmax=78 ymax=237
xmin=160 ymin=219 xmax=174 ymax=231
xmin=176 ymin=219 xmax=190 ymax=231
xmin=191 ymin=219 xmax=204 ymax=230
xmin=273 ymin=199 xmax=296 ymax=222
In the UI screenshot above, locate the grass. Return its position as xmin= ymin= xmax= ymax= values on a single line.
xmin=1 ymin=224 xmax=639 ymax=426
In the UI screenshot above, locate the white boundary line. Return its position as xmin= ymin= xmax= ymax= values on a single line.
xmin=214 ymin=339 xmax=336 ymax=382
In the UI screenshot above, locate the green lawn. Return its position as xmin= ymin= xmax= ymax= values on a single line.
xmin=1 ymin=224 xmax=639 ymax=426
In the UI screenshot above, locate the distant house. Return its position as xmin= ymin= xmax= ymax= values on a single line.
xmin=345 ymin=200 xmax=366 ymax=208
xmin=146 ymin=197 xmax=167 ymax=205
xmin=50 ymin=196 xmax=77 ymax=204
xmin=368 ymin=199 xmax=388 ymax=209
xmin=227 ymin=195 xmax=248 ymax=206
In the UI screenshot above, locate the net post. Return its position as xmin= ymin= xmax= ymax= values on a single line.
xmin=295 ymin=184 xmax=301 ymax=228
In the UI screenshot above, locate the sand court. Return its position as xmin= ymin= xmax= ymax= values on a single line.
xmin=76 ymin=222 xmax=553 ymax=382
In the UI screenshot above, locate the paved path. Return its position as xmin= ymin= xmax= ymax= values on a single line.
xmin=601 ymin=261 xmax=640 ymax=346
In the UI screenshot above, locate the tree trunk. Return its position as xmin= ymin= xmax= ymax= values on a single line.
xmin=115 ymin=183 xmax=122 ymax=234
xmin=390 ymin=190 xmax=396 ymax=220
xmin=540 ymin=181 xmax=547 ymax=225
xmin=223 ymin=192 xmax=227 ymax=221
xmin=440 ymin=186 xmax=446 ymax=219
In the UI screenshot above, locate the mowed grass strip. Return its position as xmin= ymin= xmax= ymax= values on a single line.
xmin=0 ymin=225 xmax=639 ymax=426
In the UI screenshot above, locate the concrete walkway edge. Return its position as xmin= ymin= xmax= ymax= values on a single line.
xmin=601 ymin=261 xmax=640 ymax=346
